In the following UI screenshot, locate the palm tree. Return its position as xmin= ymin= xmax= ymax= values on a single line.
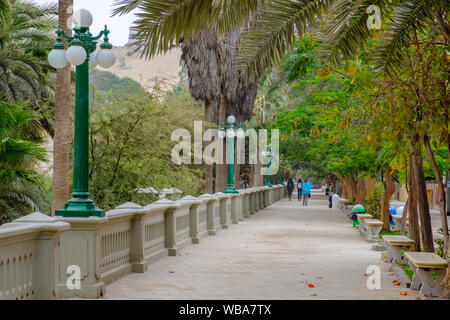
xmin=52 ymin=0 xmax=73 ymax=214
xmin=112 ymin=0 xmax=449 ymax=75
xmin=0 ymin=101 xmax=49 ymax=224
xmin=0 ymin=0 xmax=57 ymax=107
xmin=113 ymin=1 xmax=261 ymax=192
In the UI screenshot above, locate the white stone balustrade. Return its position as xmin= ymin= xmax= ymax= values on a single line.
xmin=0 ymin=213 xmax=70 ymax=300
xmin=0 ymin=186 xmax=283 ymax=299
xmin=198 ymin=194 xmax=218 ymax=236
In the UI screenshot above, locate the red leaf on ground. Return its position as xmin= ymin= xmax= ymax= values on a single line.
xmin=400 ymin=291 xmax=408 ymax=296
xmin=307 ymin=283 xmax=315 ymax=288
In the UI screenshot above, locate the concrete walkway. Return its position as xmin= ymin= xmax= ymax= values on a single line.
xmin=103 ymin=192 xmax=418 ymax=300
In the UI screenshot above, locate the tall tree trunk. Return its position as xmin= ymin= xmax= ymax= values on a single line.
xmin=408 ymin=161 xmax=421 ymax=251
xmin=215 ymin=92 xmax=228 ymax=192
xmin=410 ymin=136 xmax=434 ymax=252
xmin=400 ymin=196 xmax=409 ymax=235
xmin=380 ymin=169 xmax=395 ymax=231
xmin=424 ymin=134 xmax=449 ymax=257
xmin=52 ymin=0 xmax=73 ymax=214
xmin=204 ymin=101 xmax=213 ymax=193
xmin=364 ymin=177 xmax=376 ymax=199
xmin=341 ymin=178 xmax=348 ymax=199
xmin=355 ymin=176 xmax=366 ymax=205
xmin=343 ymin=176 xmax=357 ymax=201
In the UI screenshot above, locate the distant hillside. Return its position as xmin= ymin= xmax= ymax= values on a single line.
xmin=96 ymin=46 xmax=182 ymax=91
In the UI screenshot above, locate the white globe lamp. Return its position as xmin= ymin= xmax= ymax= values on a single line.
xmin=96 ymin=48 xmax=116 ymax=68
xmin=73 ymin=9 xmax=93 ymax=28
xmin=218 ymin=130 xmax=226 ymax=138
xmin=236 ymin=128 xmax=245 ymax=139
xmin=66 ymin=44 xmax=87 ymax=66
xmin=227 ymin=115 xmax=236 ymax=124
xmin=48 ymin=48 xmax=67 ymax=69
xmin=226 ymin=129 xmax=236 ymax=139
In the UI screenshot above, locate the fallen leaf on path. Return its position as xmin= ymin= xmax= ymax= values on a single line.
xmin=168 ymin=271 xmax=175 ymax=273
xmin=388 ymin=273 xmax=395 ymax=276
xmin=310 ymin=293 xmax=317 ymax=296
xmin=400 ymin=291 xmax=408 ymax=296
xmin=317 ymin=277 xmax=323 ymax=279
xmin=307 ymin=283 xmax=315 ymax=288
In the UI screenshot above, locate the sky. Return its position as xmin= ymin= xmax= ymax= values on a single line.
xmin=33 ymin=0 xmax=136 ymax=46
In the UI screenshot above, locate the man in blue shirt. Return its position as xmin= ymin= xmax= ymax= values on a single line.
xmin=302 ymin=179 xmax=312 ymax=206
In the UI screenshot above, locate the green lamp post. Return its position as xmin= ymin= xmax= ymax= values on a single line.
xmin=262 ymin=148 xmax=272 ymax=188
xmin=48 ymin=9 xmax=116 ymax=217
xmin=280 ymin=172 xmax=284 ymax=185
xmin=219 ymin=115 xmax=245 ymax=194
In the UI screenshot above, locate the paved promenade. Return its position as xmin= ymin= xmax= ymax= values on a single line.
xmin=103 ymin=192 xmax=418 ymax=300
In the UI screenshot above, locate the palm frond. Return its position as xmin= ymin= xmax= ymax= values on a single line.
xmin=112 ymin=0 xmax=262 ymax=59
xmin=372 ymin=0 xmax=442 ymax=75
xmin=237 ymin=0 xmax=330 ymax=76
xmin=318 ymin=0 xmax=389 ymax=66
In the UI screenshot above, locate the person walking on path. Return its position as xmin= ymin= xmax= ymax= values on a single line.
xmin=287 ymin=178 xmax=295 ymax=201
xmin=297 ymin=178 xmax=303 ymax=201
xmin=302 ymin=179 xmax=312 ymax=206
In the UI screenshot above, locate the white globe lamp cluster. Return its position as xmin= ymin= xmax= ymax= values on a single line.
xmin=218 ymin=115 xmax=245 ymax=139
xmin=48 ymin=9 xmax=116 ymax=70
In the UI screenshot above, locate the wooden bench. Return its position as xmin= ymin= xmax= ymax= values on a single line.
xmin=364 ymin=219 xmax=383 ymax=242
xmin=356 ymin=214 xmax=373 ymax=236
xmin=382 ymin=235 xmax=415 ymax=265
xmin=404 ymin=252 xmax=448 ymax=297
xmin=391 ymin=214 xmax=403 ymax=232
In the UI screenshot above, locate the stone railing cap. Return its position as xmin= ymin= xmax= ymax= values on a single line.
xmin=177 ymin=195 xmax=202 ymax=206
xmin=106 ymin=207 xmax=149 ymax=218
xmin=0 ymin=212 xmax=70 ymax=238
xmin=115 ymin=202 xmax=143 ymax=209
xmin=15 ymin=212 xmax=60 ymax=223
xmin=198 ymin=193 xmax=218 ymax=201
xmin=145 ymin=198 xmax=181 ymax=210
xmin=214 ymin=192 xmax=232 ymax=199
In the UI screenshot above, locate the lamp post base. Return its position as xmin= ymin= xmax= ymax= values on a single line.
xmin=55 ymin=198 xmax=105 ymax=218
xmin=265 ymin=184 xmax=272 ymax=188
xmin=222 ymin=186 xmax=239 ymax=194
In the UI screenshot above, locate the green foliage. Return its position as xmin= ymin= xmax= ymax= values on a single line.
xmin=88 ymin=71 xmax=205 ymax=210
xmin=434 ymin=228 xmax=446 ymax=258
xmin=0 ymin=0 xmax=57 ymax=104
xmin=365 ymin=183 xmax=383 ymax=219
xmin=399 ymin=263 xmax=414 ymax=281
xmin=0 ymin=101 xmax=49 ymax=223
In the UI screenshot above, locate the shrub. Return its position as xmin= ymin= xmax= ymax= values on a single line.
xmin=366 ymin=183 xmax=383 ymax=219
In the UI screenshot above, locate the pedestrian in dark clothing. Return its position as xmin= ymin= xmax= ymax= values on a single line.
xmin=297 ymin=178 xmax=303 ymax=201
xmin=287 ymin=178 xmax=295 ymax=200
xmin=328 ymin=192 xmax=333 ymax=208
